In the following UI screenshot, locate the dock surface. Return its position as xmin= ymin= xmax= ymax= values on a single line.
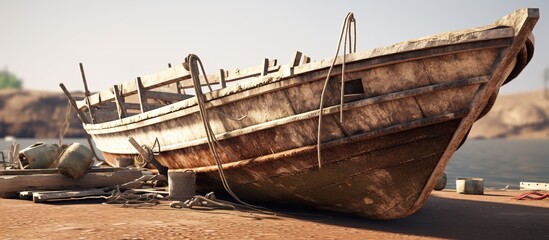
xmin=1 ymin=190 xmax=548 ymax=239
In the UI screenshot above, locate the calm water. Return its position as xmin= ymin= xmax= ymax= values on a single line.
xmin=1 ymin=138 xmax=547 ymax=189
xmin=447 ymin=139 xmax=549 ymax=189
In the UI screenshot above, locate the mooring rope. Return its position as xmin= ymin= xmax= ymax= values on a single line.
xmin=184 ymin=54 xmax=274 ymax=215
xmin=316 ymin=12 xmax=357 ymax=168
xmin=59 ymin=99 xmax=72 ymax=147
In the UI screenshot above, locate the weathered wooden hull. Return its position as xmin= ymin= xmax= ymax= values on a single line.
xmin=76 ymin=9 xmax=538 ymax=219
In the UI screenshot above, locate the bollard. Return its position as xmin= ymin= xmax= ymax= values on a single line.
xmin=456 ymin=178 xmax=484 ymax=195
xmin=168 ymin=169 xmax=196 ymax=201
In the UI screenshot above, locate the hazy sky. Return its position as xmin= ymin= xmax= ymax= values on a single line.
xmin=1 ymin=0 xmax=547 ymax=95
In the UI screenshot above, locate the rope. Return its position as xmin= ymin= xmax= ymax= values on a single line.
xmin=184 ymin=54 xmax=273 ymax=215
xmin=103 ymin=185 xmax=161 ymax=207
xmin=59 ymin=99 xmax=72 ymax=147
xmin=316 ymin=12 xmax=357 ymax=168
xmin=86 ymin=135 xmax=105 ymax=163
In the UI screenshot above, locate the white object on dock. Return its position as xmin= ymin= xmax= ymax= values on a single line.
xmin=520 ymin=182 xmax=549 ymax=191
xmin=456 ymin=178 xmax=484 ymax=195
xmin=20 ymin=188 xmax=110 ymax=203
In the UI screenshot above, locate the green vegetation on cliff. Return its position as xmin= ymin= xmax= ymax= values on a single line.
xmin=0 ymin=69 xmax=23 ymax=89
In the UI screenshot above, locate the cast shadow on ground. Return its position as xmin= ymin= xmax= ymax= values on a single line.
xmin=276 ymin=195 xmax=549 ymax=239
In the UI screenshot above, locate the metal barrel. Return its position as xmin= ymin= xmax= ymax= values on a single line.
xmin=18 ymin=142 xmax=61 ymax=169
xmin=57 ymin=143 xmax=93 ymax=180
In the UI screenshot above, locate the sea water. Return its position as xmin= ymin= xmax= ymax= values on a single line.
xmin=447 ymin=139 xmax=549 ymax=189
xmin=1 ymin=138 xmax=547 ymax=189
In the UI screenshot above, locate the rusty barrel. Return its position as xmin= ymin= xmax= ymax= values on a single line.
xmin=18 ymin=142 xmax=61 ymax=169
xmin=57 ymin=143 xmax=94 ymax=180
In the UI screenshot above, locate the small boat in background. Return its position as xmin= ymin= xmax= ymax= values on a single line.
xmin=61 ymin=8 xmax=539 ymax=219
xmin=3 ymin=136 xmax=15 ymax=142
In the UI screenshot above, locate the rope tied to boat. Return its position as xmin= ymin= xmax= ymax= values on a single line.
xmin=59 ymin=99 xmax=72 ymax=147
xmin=183 ymin=54 xmax=274 ymax=215
xmin=317 ymin=12 xmax=357 ymax=168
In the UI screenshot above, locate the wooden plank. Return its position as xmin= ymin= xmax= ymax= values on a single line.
xmin=302 ymin=55 xmax=311 ymax=64
xmin=136 ymin=77 xmax=149 ymax=113
xmin=0 ymin=169 xmax=143 ymax=195
xmin=59 ymin=83 xmax=89 ymax=124
xmin=191 ymin=111 xmax=466 ymax=173
xmin=219 ymin=69 xmax=226 ymax=88
xmin=291 ymin=51 xmax=303 ymax=67
xmin=261 ymin=58 xmax=269 ymax=76
xmin=146 ymin=91 xmax=194 ymax=102
xmin=113 ymin=84 xmax=127 ymax=119
xmin=86 ymin=74 xmax=489 ymax=138
xmin=29 ymin=189 xmax=111 ymax=203
xmin=93 ymin=110 xmax=119 ymax=123
xmin=80 ymin=63 xmax=95 ymax=124
xmin=0 ymin=167 xmax=131 ymax=175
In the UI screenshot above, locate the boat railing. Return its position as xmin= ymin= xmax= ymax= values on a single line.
xmin=60 ymin=57 xmax=286 ymax=124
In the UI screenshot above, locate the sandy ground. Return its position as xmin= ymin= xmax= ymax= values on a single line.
xmin=1 ymin=190 xmax=548 ymax=240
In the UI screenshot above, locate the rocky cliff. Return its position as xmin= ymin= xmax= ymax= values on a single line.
xmin=470 ymin=90 xmax=549 ymax=139
xmin=0 ymin=89 xmax=86 ymax=138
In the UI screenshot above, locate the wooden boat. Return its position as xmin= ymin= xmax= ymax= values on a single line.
xmin=61 ymin=8 xmax=538 ymax=219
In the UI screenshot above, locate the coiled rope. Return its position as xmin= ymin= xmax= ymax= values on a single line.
xmin=316 ymin=12 xmax=357 ymax=168
xmin=184 ymin=54 xmax=273 ymax=215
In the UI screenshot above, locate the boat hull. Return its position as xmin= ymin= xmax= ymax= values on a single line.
xmin=78 ymin=9 xmax=538 ymax=219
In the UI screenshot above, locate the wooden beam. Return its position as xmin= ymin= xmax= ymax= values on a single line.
xmin=27 ymin=189 xmax=111 ymax=203
xmin=79 ymin=63 xmax=95 ymax=124
xmin=261 ymin=58 xmax=269 ymax=76
xmin=302 ymin=55 xmax=311 ymax=64
xmin=136 ymin=77 xmax=149 ymax=113
xmin=113 ymin=84 xmax=127 ymax=119
xmin=219 ymin=69 xmax=226 ymax=88
xmin=291 ymin=51 xmax=303 ymax=67
xmin=59 ymin=83 xmax=89 ymax=124
xmin=146 ymin=90 xmax=194 ymax=103
xmin=0 ymin=169 xmax=143 ymax=195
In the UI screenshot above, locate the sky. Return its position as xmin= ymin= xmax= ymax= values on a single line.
xmin=1 ymin=0 xmax=548 ymax=95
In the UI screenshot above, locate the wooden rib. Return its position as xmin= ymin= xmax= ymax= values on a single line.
xmin=76 ymin=59 xmax=279 ymax=109
xmin=136 ymin=77 xmax=149 ymax=113
xmin=79 ymin=63 xmax=95 ymax=124
xmin=113 ymin=85 xmax=126 ymax=119
xmin=261 ymin=59 xmax=269 ymax=76
xmin=302 ymin=55 xmax=311 ymax=64
xmin=291 ymin=51 xmax=303 ymax=67
xmin=219 ymin=69 xmax=227 ymax=88
xmin=59 ymin=83 xmax=89 ymax=124
xmin=176 ymin=81 xmax=184 ymax=94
